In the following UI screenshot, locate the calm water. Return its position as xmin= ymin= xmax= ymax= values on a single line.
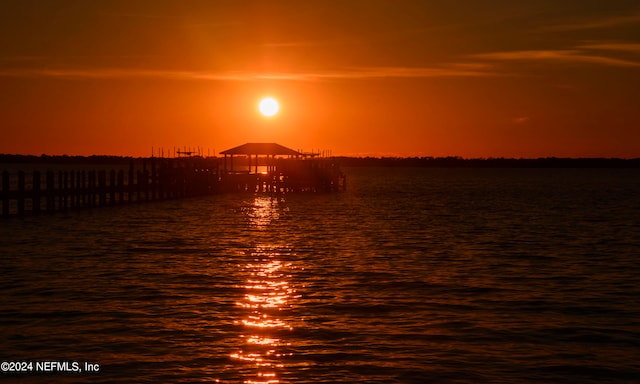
xmin=1 ymin=167 xmax=639 ymax=383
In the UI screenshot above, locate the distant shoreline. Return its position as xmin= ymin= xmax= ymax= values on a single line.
xmin=334 ymin=156 xmax=640 ymax=168
xmin=1 ymin=154 xmax=639 ymax=168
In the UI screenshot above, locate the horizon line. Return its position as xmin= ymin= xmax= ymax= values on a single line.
xmin=2 ymin=153 xmax=639 ymax=161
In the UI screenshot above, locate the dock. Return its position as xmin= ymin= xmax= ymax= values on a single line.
xmin=219 ymin=143 xmax=345 ymax=193
xmin=1 ymin=143 xmax=346 ymax=217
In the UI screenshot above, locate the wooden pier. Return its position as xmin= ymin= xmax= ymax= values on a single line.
xmin=1 ymin=158 xmax=219 ymax=217
xmin=1 ymin=143 xmax=346 ymax=217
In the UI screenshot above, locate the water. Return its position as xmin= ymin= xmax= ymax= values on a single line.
xmin=1 ymin=167 xmax=639 ymax=383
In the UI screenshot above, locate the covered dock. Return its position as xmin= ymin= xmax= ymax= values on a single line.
xmin=219 ymin=142 xmax=346 ymax=193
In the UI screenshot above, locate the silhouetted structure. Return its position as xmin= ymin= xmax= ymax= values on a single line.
xmin=0 ymin=158 xmax=219 ymax=217
xmin=0 ymin=143 xmax=346 ymax=217
xmin=220 ymin=143 xmax=346 ymax=193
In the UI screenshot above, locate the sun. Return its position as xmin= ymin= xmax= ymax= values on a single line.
xmin=258 ymin=97 xmax=279 ymax=117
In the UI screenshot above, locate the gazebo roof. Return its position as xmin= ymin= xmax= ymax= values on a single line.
xmin=220 ymin=143 xmax=302 ymax=156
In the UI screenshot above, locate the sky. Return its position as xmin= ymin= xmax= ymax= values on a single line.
xmin=1 ymin=0 xmax=639 ymax=158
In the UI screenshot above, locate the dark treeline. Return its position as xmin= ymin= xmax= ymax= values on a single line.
xmin=336 ymin=156 xmax=640 ymax=168
xmin=2 ymin=154 xmax=640 ymax=168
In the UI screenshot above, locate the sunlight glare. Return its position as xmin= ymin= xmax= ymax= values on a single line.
xmin=258 ymin=97 xmax=280 ymax=117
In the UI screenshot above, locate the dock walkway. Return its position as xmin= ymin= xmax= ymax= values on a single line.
xmin=1 ymin=156 xmax=345 ymax=217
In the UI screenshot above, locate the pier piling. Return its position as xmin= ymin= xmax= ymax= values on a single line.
xmin=1 ymin=171 xmax=8 ymax=217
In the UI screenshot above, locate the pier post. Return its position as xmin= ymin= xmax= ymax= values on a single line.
xmin=136 ymin=170 xmax=142 ymax=203
xmin=33 ymin=171 xmax=41 ymax=214
xmin=128 ymin=162 xmax=134 ymax=203
xmin=176 ymin=166 xmax=184 ymax=198
xmin=84 ymin=171 xmax=89 ymax=208
xmin=157 ymin=163 xmax=166 ymax=200
xmin=63 ymin=171 xmax=69 ymax=211
xmin=1 ymin=171 xmax=9 ymax=217
xmin=70 ymin=171 xmax=75 ymax=209
xmin=98 ymin=170 xmax=106 ymax=206
xmin=80 ymin=171 xmax=86 ymax=208
xmin=151 ymin=160 xmax=157 ymax=201
xmin=17 ymin=171 xmax=25 ymax=215
xmin=117 ymin=170 xmax=124 ymax=203
xmin=88 ymin=171 xmax=95 ymax=208
xmin=143 ymin=169 xmax=150 ymax=202
xmin=46 ymin=171 xmax=54 ymax=213
xmin=109 ymin=170 xmax=116 ymax=205
xmin=84 ymin=171 xmax=90 ymax=208
xmin=142 ymin=161 xmax=148 ymax=201
xmin=58 ymin=171 xmax=63 ymax=211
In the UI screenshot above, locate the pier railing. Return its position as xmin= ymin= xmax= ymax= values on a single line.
xmin=1 ymin=157 xmax=346 ymax=217
xmin=220 ymin=158 xmax=346 ymax=193
xmin=1 ymin=159 xmax=219 ymax=217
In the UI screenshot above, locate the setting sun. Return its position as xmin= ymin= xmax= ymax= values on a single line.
xmin=258 ymin=97 xmax=279 ymax=117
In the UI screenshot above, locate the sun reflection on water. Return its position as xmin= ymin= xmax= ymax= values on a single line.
xmin=244 ymin=196 xmax=284 ymax=229
xmin=231 ymin=197 xmax=298 ymax=383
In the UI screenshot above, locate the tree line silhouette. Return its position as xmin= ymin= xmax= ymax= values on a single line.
xmin=1 ymin=154 xmax=639 ymax=168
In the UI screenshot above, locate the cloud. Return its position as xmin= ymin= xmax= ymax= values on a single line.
xmin=259 ymin=38 xmax=361 ymax=48
xmin=306 ymin=65 xmax=500 ymax=79
xmin=513 ymin=116 xmax=530 ymax=124
xmin=0 ymin=64 xmax=501 ymax=82
xmin=0 ymin=56 xmax=45 ymax=62
xmin=473 ymin=49 xmax=640 ymax=68
xmin=578 ymin=43 xmax=640 ymax=53
xmin=0 ymin=68 xmax=245 ymax=81
xmin=540 ymin=12 xmax=640 ymax=31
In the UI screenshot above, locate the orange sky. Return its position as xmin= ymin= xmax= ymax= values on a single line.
xmin=1 ymin=1 xmax=639 ymax=158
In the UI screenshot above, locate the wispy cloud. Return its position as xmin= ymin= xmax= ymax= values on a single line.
xmin=0 ymin=55 xmax=47 ymax=62
xmin=305 ymin=65 xmax=500 ymax=79
xmin=578 ymin=42 xmax=640 ymax=53
xmin=513 ymin=116 xmax=530 ymax=125
xmin=0 ymin=68 xmax=246 ymax=81
xmin=473 ymin=49 xmax=640 ymax=67
xmin=0 ymin=64 xmax=501 ymax=82
xmin=260 ymin=38 xmax=362 ymax=49
xmin=540 ymin=11 xmax=640 ymax=31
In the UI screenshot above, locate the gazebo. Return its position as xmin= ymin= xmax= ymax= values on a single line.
xmin=219 ymin=143 xmax=302 ymax=174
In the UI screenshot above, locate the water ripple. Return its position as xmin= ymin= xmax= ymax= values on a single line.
xmin=1 ymin=168 xmax=639 ymax=383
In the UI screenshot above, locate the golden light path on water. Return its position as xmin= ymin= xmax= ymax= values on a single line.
xmin=231 ymin=196 xmax=299 ymax=383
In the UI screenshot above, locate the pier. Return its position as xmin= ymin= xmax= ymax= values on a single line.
xmin=219 ymin=143 xmax=346 ymax=193
xmin=1 ymin=143 xmax=346 ymax=217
